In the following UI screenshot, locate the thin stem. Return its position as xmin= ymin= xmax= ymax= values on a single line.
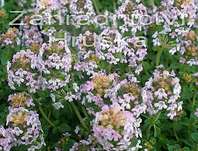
xmin=173 ymin=125 xmax=179 ymax=141
xmin=71 ymin=102 xmax=89 ymax=131
xmin=156 ymin=48 xmax=163 ymax=66
xmin=39 ymin=105 xmax=55 ymax=128
xmin=82 ymin=106 xmax=89 ymax=119
xmin=153 ymin=112 xmax=161 ymax=125
xmin=192 ymin=94 xmax=196 ymax=108
xmin=92 ymin=0 xmax=100 ymax=14
xmin=113 ymin=0 xmax=116 ymax=12
xmin=146 ymin=125 xmax=151 ymax=139
xmin=154 ymin=125 xmax=157 ymax=137
xmin=48 ymin=110 xmax=51 ymax=119
xmin=152 ymin=113 xmax=161 ymax=138
xmin=149 ymin=0 xmax=155 ymax=8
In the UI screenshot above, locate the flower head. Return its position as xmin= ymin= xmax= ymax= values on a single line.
xmin=7 ymin=108 xmax=45 ymax=150
xmin=107 ymin=74 xmax=146 ymax=116
xmin=0 ymin=126 xmax=15 ymax=151
xmin=8 ymin=93 xmax=34 ymax=109
xmin=142 ymin=66 xmax=182 ymax=119
xmin=0 ymin=28 xmax=19 ymax=46
xmin=93 ymin=103 xmax=142 ymax=150
xmin=40 ymin=41 xmax=72 ymax=91
xmin=7 ymin=50 xmax=41 ymax=93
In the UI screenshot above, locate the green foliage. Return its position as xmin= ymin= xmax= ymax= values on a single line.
xmin=0 ymin=0 xmax=198 ymax=150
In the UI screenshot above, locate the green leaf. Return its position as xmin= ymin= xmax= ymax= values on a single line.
xmin=191 ymin=133 xmax=198 ymax=142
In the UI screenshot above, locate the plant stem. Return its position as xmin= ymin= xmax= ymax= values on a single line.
xmin=39 ymin=105 xmax=55 ymax=128
xmin=156 ymin=48 xmax=163 ymax=66
xmin=192 ymin=95 xmax=196 ymax=108
xmin=173 ymin=125 xmax=179 ymax=141
xmin=82 ymin=106 xmax=89 ymax=119
xmin=153 ymin=112 xmax=161 ymax=124
xmin=71 ymin=102 xmax=89 ymax=131
xmin=113 ymin=0 xmax=116 ymax=12
xmin=92 ymin=0 xmax=100 ymax=14
xmin=154 ymin=125 xmax=157 ymax=137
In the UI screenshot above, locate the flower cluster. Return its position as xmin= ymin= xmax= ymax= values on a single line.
xmin=7 ymin=50 xmax=41 ymax=93
xmin=0 ymin=27 xmax=19 ymax=46
xmin=36 ymin=0 xmax=68 ymax=10
xmin=70 ymin=0 xmax=96 ymax=25
xmin=8 ymin=92 xmax=34 ymax=108
xmin=0 ymin=126 xmax=14 ymax=151
xmin=93 ymin=103 xmax=142 ymax=150
xmin=74 ymin=30 xmax=99 ymax=75
xmin=107 ymin=74 xmax=146 ymax=116
xmin=80 ymin=72 xmax=117 ymax=108
xmin=69 ymin=135 xmax=99 ymax=151
xmin=151 ymin=0 xmax=198 ymax=62
xmin=2 ymin=0 xmax=198 ymax=150
xmin=176 ymin=28 xmax=198 ymax=65
xmin=116 ymin=0 xmax=149 ymax=33
xmin=7 ymin=41 xmax=72 ymax=92
xmin=142 ymin=66 xmax=182 ymax=119
xmin=0 ymin=93 xmax=45 ymax=151
xmin=121 ymin=36 xmax=147 ymax=74
xmin=40 ymin=41 xmax=72 ymax=90
xmin=20 ymin=16 xmax=43 ymax=49
xmin=75 ymin=28 xmax=148 ymax=75
xmin=70 ymin=0 xmax=95 ymax=16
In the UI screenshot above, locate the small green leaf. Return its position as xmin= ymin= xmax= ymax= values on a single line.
xmin=191 ymin=133 xmax=198 ymax=142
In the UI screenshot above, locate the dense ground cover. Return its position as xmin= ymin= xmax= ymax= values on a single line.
xmin=0 ymin=0 xmax=198 ymax=150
